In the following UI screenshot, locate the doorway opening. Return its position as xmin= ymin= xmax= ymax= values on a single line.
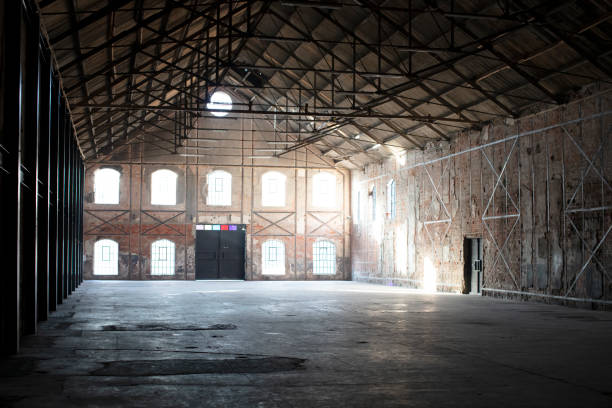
xmin=463 ymin=237 xmax=482 ymax=294
xmin=195 ymin=225 xmax=246 ymax=280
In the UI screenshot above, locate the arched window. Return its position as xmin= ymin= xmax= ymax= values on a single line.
xmin=262 ymin=239 xmax=285 ymax=275
xmin=387 ymin=179 xmax=396 ymax=219
xmin=151 ymin=239 xmax=175 ymax=275
xmin=312 ymin=172 xmax=336 ymax=207
xmin=207 ymin=91 xmax=232 ymax=117
xmin=94 ymin=239 xmax=119 ymax=275
xmin=313 ymin=240 xmax=336 ymax=275
xmin=94 ymin=168 xmax=120 ymax=204
xmin=261 ymin=171 xmax=286 ymax=207
xmin=207 ymin=170 xmax=232 ymax=206
xmin=371 ymin=186 xmax=377 ymax=220
xmin=151 ymin=169 xmax=177 ymax=205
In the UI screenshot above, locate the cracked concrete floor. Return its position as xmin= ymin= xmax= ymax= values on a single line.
xmin=1 ymin=281 xmax=612 ymax=407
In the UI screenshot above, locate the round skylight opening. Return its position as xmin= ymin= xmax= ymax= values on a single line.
xmin=207 ymin=91 xmax=232 ymax=117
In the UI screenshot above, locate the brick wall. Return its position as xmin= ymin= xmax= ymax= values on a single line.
xmin=83 ymin=116 xmax=351 ymax=281
xmin=351 ymin=85 xmax=612 ymax=309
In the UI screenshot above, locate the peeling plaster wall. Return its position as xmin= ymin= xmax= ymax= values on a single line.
xmin=82 ymin=117 xmax=351 ymax=281
xmin=351 ymin=86 xmax=612 ymax=309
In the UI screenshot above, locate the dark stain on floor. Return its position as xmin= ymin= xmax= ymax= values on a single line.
xmin=101 ymin=323 xmax=237 ymax=331
xmin=91 ymin=356 xmax=306 ymax=376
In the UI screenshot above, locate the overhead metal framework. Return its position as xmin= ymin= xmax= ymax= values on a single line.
xmin=37 ymin=0 xmax=612 ymax=167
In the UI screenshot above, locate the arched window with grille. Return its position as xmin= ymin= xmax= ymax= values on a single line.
xmin=387 ymin=179 xmax=396 ymax=219
xmin=207 ymin=170 xmax=232 ymax=206
xmin=151 ymin=169 xmax=177 ymax=205
xmin=262 ymin=239 xmax=285 ymax=275
xmin=312 ymin=172 xmax=336 ymax=207
xmin=313 ymin=240 xmax=336 ymax=275
xmin=151 ymin=239 xmax=175 ymax=275
xmin=94 ymin=239 xmax=119 ymax=275
xmin=94 ymin=168 xmax=120 ymax=204
xmin=261 ymin=171 xmax=286 ymax=207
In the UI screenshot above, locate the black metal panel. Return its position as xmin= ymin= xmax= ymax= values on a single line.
xmin=37 ymin=51 xmax=52 ymax=322
xmin=195 ymin=230 xmax=220 ymax=280
xmin=0 ymin=0 xmax=24 ymax=355
xmin=0 ymin=3 xmax=89 ymax=347
xmin=79 ymin=164 xmax=84 ymax=284
xmin=71 ymin=143 xmax=77 ymax=292
xmin=21 ymin=6 xmax=41 ymax=335
xmin=48 ymin=77 xmax=60 ymax=312
xmin=56 ymin=102 xmax=65 ymax=303
xmin=65 ymin=127 xmax=72 ymax=296
xmin=219 ymin=230 xmax=246 ymax=280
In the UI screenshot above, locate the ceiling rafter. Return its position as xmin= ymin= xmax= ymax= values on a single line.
xmin=87 ymin=1 xmax=271 ymax=159
xmin=66 ymin=0 xmax=97 ymax=155
xmin=60 ymin=2 xmax=181 ymax=73
xmin=265 ymin=7 xmax=445 ymax=148
xmin=72 ymin=2 xmax=252 ymax=136
xmin=447 ymin=17 xmax=562 ymax=104
xmin=510 ymin=0 xmax=612 ymax=78
xmin=38 ymin=0 xmax=611 ymax=168
xmin=240 ymin=19 xmax=401 ymax=159
xmin=51 ymin=0 xmax=133 ymax=45
xmin=273 ymin=0 xmax=606 ymax=151
xmin=263 ymin=8 xmax=439 ymax=145
xmin=358 ymin=0 xmax=517 ymax=117
xmin=133 ymin=0 xmax=172 ymax=152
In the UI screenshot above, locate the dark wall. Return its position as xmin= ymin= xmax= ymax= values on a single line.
xmin=0 ymin=0 xmax=84 ymax=355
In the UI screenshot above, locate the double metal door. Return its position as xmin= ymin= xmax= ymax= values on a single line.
xmin=195 ymin=228 xmax=245 ymax=280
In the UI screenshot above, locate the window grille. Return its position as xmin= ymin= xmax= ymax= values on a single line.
xmin=312 ymin=172 xmax=336 ymax=207
xmin=94 ymin=168 xmax=120 ymax=204
xmin=94 ymin=239 xmax=119 ymax=275
xmin=151 ymin=169 xmax=177 ymax=205
xmin=387 ymin=179 xmax=396 ymax=219
xmin=313 ymin=240 xmax=336 ymax=275
xmin=262 ymin=171 xmax=286 ymax=207
xmin=151 ymin=239 xmax=175 ymax=275
xmin=207 ymin=170 xmax=232 ymax=206
xmin=262 ymin=239 xmax=285 ymax=275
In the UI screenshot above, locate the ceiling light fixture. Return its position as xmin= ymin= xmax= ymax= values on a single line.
xmin=257 ymin=36 xmax=307 ymax=43
xmin=186 ymin=138 xmax=219 ymax=142
xmin=397 ymin=47 xmax=460 ymax=54
xmin=280 ymin=1 xmax=342 ymax=10
xmin=336 ymin=90 xmax=379 ymax=95
xmin=444 ymin=12 xmax=512 ymax=21
xmin=361 ymin=73 xmax=405 ymax=79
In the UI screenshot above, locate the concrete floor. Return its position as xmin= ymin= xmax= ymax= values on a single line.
xmin=1 ymin=281 xmax=611 ymax=407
